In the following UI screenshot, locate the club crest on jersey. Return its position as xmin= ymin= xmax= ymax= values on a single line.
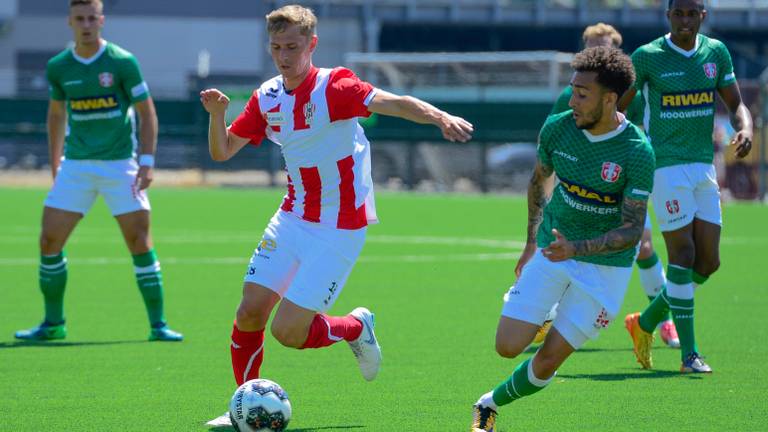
xmin=703 ymin=63 xmax=717 ymax=79
xmin=98 ymin=72 xmax=113 ymax=88
xmin=303 ymin=102 xmax=316 ymax=125
xmin=601 ymin=162 xmax=622 ymax=183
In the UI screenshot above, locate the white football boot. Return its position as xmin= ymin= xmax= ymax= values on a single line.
xmin=347 ymin=307 xmax=382 ymax=381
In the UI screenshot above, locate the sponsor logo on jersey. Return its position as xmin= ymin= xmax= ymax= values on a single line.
xmin=266 ymin=86 xmax=279 ymax=98
xmin=559 ymin=176 xmax=621 ymax=205
xmin=303 ymin=102 xmax=316 ymax=126
xmin=98 ymin=72 xmax=113 ymax=88
xmin=266 ymin=112 xmax=285 ymax=125
xmin=63 ymin=80 xmax=83 ymax=86
xmin=69 ymin=94 xmax=119 ymax=113
xmin=660 ymin=71 xmax=685 ymax=78
xmin=660 ymin=89 xmax=714 ymax=110
xmin=557 ymin=187 xmax=620 ymax=215
xmin=601 ymin=162 xmax=622 ymax=183
xmin=703 ymin=63 xmax=717 ymax=79
xmin=553 ymin=150 xmax=578 ymax=162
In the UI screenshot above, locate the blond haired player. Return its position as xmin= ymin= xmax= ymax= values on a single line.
xmin=203 ymin=5 xmax=473 ymax=427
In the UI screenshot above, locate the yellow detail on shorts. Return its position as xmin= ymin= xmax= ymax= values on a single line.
xmin=258 ymin=239 xmax=277 ymax=252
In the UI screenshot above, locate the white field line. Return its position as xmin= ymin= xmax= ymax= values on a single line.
xmin=0 ymin=252 xmax=520 ymax=267
xmin=0 ymin=234 xmax=524 ymax=266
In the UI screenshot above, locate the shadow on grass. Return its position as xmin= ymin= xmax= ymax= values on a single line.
xmin=525 ymin=346 xmax=634 ymax=354
xmin=209 ymin=426 xmax=364 ymax=431
xmin=558 ymin=369 xmax=705 ymax=381
xmin=0 ymin=339 xmax=148 ymax=349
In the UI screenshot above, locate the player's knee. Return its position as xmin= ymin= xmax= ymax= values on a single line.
xmin=669 ymin=244 xmax=696 ymax=267
xmin=270 ymin=323 xmax=305 ymax=349
xmin=495 ymin=340 xmax=524 ymax=359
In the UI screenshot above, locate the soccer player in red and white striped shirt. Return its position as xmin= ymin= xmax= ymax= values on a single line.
xmin=201 ymin=5 xmax=472 ymax=426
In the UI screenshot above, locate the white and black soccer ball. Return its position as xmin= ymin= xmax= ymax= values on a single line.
xmin=229 ymin=379 xmax=292 ymax=432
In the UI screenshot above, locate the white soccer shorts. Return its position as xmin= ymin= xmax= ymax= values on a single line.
xmin=44 ymin=158 xmax=150 ymax=216
xmin=244 ymin=210 xmax=366 ymax=312
xmin=501 ymin=250 xmax=633 ymax=349
xmin=651 ymin=163 xmax=721 ymax=232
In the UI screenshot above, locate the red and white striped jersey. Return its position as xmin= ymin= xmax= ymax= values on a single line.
xmin=229 ymin=66 xmax=378 ymax=230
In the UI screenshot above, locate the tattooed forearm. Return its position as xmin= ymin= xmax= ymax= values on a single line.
xmin=526 ymin=161 xmax=554 ymax=244
xmin=571 ymin=197 xmax=647 ymax=256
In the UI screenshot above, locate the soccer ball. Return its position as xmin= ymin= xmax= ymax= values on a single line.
xmin=229 ymin=379 xmax=292 ymax=432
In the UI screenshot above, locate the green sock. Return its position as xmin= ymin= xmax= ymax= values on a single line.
xmin=669 ymin=295 xmax=697 ymax=359
xmin=491 ymin=358 xmax=551 ymax=407
xmin=692 ymin=271 xmax=709 ymax=286
xmin=133 ymin=249 xmax=165 ymax=327
xmin=40 ymin=252 xmax=67 ymax=324
xmin=639 ymin=288 xmax=670 ymax=333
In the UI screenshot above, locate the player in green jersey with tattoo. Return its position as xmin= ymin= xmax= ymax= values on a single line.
xmin=544 ymin=22 xmax=679 ymax=350
xmin=621 ymin=0 xmax=752 ymax=374
xmin=14 ymin=0 xmax=182 ymax=342
xmin=471 ymin=46 xmax=655 ymax=431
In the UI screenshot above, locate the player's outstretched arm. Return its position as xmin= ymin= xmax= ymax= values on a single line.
xmin=46 ymin=99 xmax=67 ymax=180
xmin=200 ymin=88 xmax=250 ymax=161
xmin=718 ymin=83 xmax=753 ymax=159
xmin=544 ymin=197 xmax=647 ymax=261
xmin=134 ymin=98 xmax=158 ymax=190
xmin=367 ymin=90 xmax=473 ymax=143
xmin=516 ymin=160 xmax=554 ymax=277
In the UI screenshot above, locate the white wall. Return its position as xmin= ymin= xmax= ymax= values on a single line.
xmin=0 ymin=0 xmax=17 ymax=17
xmin=7 ymin=14 xmax=363 ymax=98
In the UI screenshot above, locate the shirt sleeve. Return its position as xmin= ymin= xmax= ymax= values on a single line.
xmin=623 ymin=134 xmax=655 ymax=202
xmin=631 ymin=48 xmax=647 ymax=92
xmin=716 ymin=42 xmax=737 ymax=89
xmin=326 ymin=67 xmax=375 ymax=122
xmin=549 ymin=87 xmax=572 ymax=116
xmin=626 ymin=90 xmax=646 ymax=128
xmin=229 ymin=91 xmax=267 ymax=146
xmin=121 ymin=55 xmax=150 ymax=104
xmin=537 ymin=117 xmax=555 ymax=169
xmin=46 ymin=63 xmax=65 ymax=101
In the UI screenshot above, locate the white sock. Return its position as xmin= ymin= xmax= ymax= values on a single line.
xmin=638 ymin=259 xmax=666 ymax=297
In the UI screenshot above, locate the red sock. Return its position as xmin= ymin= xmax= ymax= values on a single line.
xmin=301 ymin=313 xmax=363 ymax=349
xmin=231 ymin=322 xmax=265 ymax=386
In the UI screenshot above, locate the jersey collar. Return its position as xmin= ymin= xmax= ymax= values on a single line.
xmin=664 ymin=33 xmax=700 ymax=58
xmin=283 ymin=66 xmax=318 ymax=95
xmin=71 ymin=39 xmax=107 ymax=65
xmin=581 ymin=112 xmax=629 ymax=143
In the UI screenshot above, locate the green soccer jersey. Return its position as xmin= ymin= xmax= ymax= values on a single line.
xmin=46 ymin=40 xmax=150 ymax=160
xmin=632 ymin=34 xmax=736 ymax=168
xmin=550 ymin=86 xmax=646 ymax=127
xmin=537 ymin=111 xmax=655 ymax=267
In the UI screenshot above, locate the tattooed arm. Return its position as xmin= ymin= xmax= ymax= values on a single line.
xmin=543 ymin=197 xmax=648 ymax=261
xmin=515 ymin=160 xmax=555 ymax=277
xmin=526 ymin=161 xmax=555 ymax=244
